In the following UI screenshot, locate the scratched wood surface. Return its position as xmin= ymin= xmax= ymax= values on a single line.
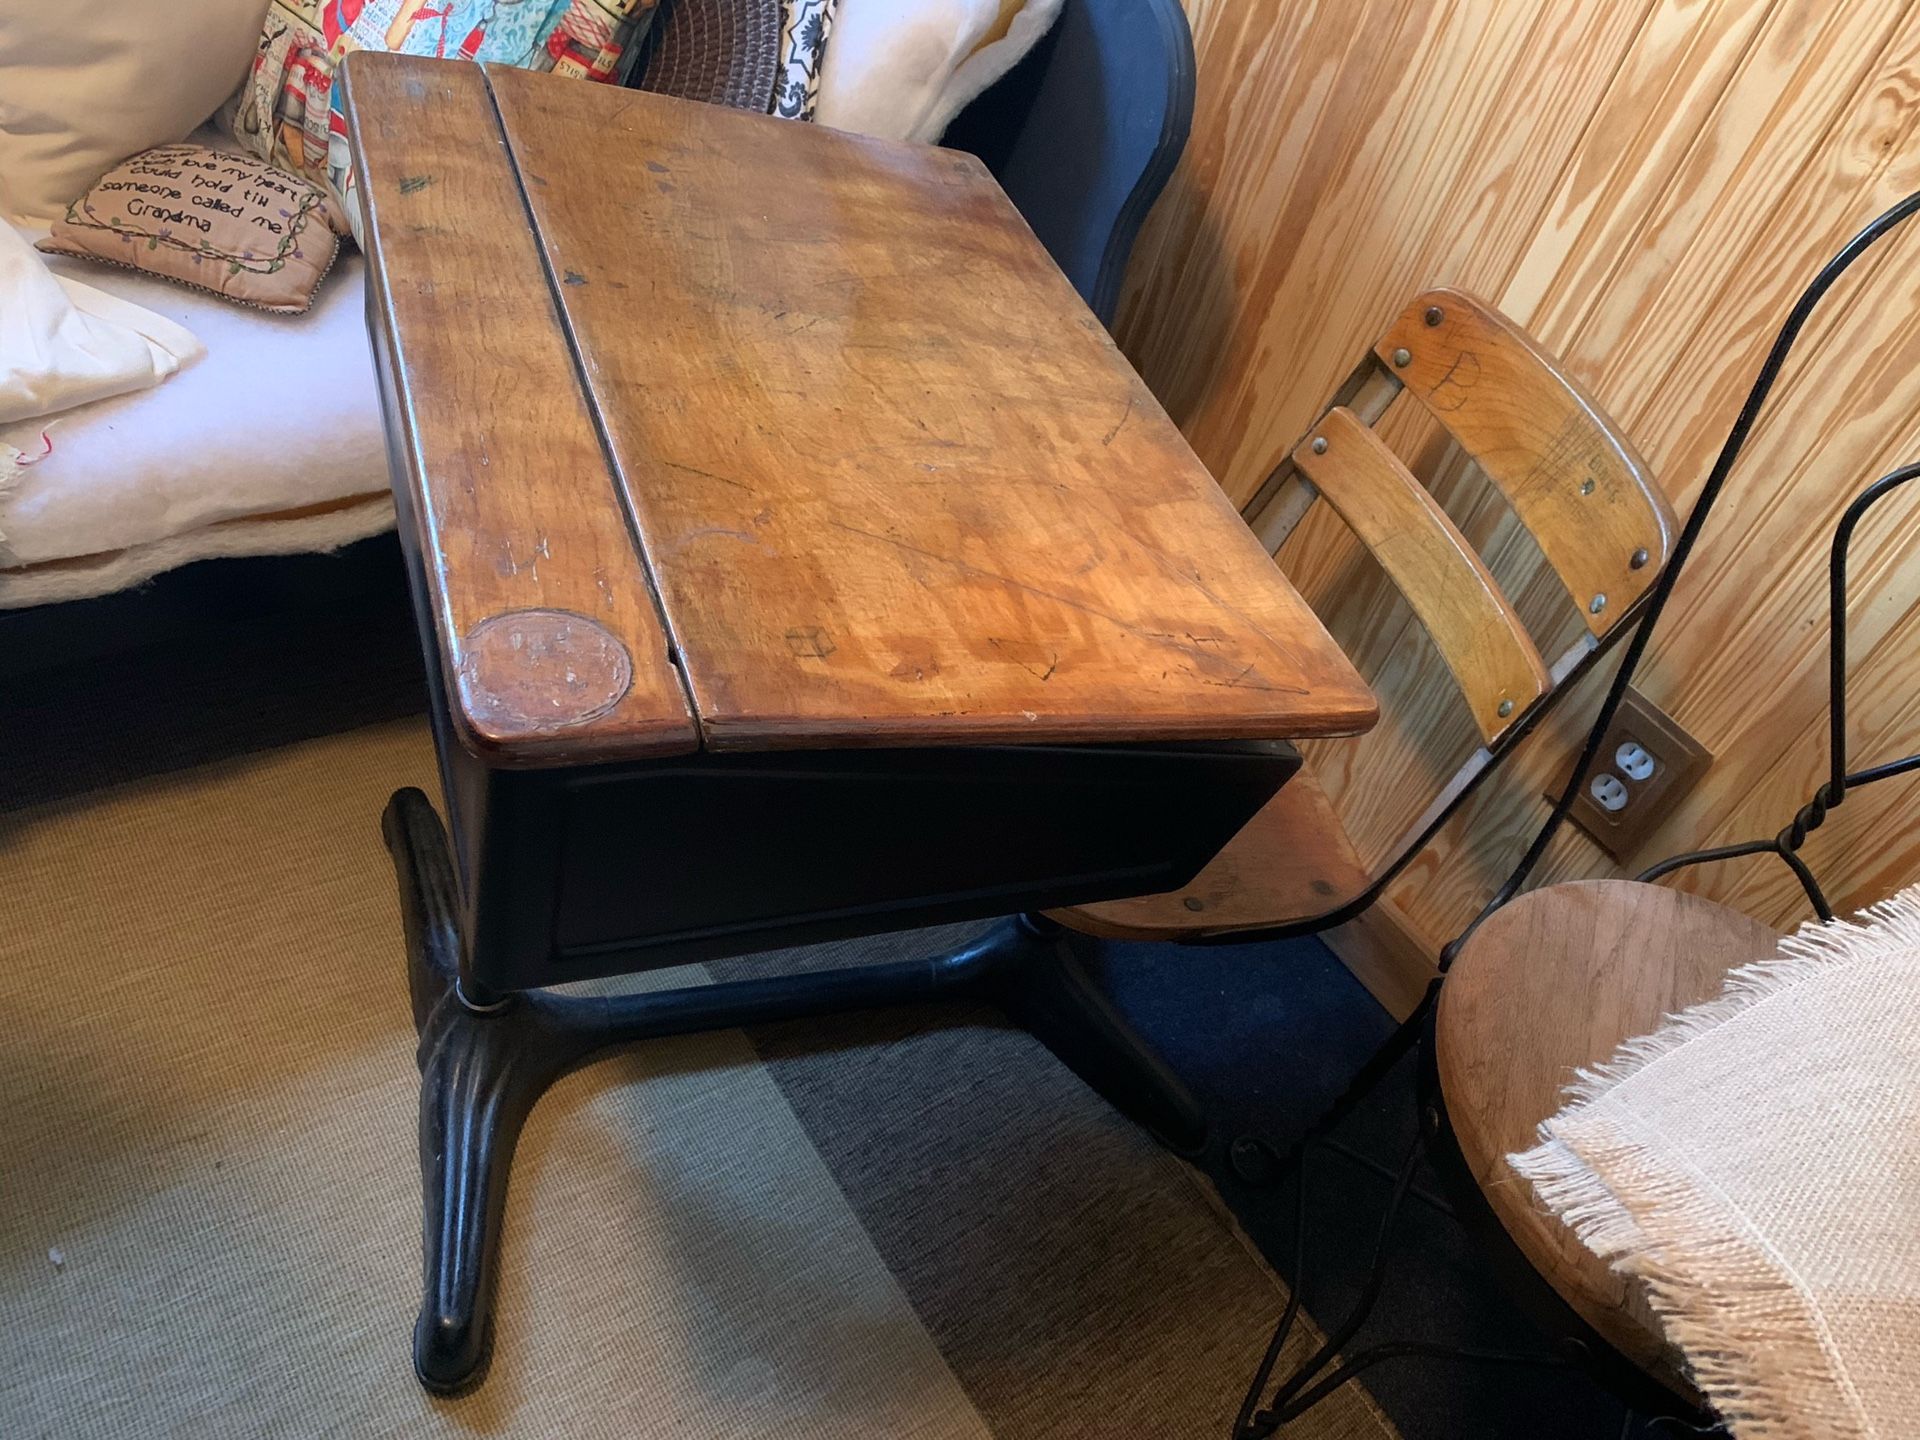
xmin=345 ymin=53 xmax=1373 ymax=762
xmin=342 ymin=56 xmax=697 ymax=766
xmin=1116 ymin=0 xmax=1920 ymax=1004
xmin=480 ymin=62 xmax=1376 ymax=752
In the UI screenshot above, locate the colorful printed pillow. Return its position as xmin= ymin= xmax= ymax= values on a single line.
xmin=220 ymin=0 xmax=658 ymax=237
xmin=37 ymin=146 xmax=346 ymax=315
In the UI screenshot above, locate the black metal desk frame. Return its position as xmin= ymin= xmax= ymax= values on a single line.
xmin=386 ymin=586 xmax=1297 ymax=1393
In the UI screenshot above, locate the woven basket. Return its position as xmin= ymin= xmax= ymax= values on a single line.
xmin=630 ymin=0 xmax=783 ymax=113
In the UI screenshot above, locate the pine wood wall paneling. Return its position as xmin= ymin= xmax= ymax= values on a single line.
xmin=1612 ymin=6 xmax=1920 ymax=491
xmin=1501 ymin=0 xmax=1782 ymax=340
xmin=1607 ymin=459 xmax=1920 ymax=919
xmin=1377 ymin=0 xmax=1920 ymax=944
xmin=1114 ymin=0 xmax=1920 ymax=1003
xmin=1675 ymin=583 xmax=1920 ymax=921
xmin=1115 ymin=0 xmax=1422 ymax=460
xmin=1167 ymin=0 xmax=1660 ymax=876
xmin=1629 ymin=48 xmax=1920 ymax=757
xmin=1438 ymin=2 xmax=1920 ymax=911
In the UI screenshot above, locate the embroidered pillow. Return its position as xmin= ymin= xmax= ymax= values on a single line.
xmin=37 ymin=146 xmax=345 ymax=315
xmin=221 ymin=0 xmax=659 ymax=238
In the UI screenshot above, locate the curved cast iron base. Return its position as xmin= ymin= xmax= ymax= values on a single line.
xmin=382 ymin=786 xmax=1205 ymax=1395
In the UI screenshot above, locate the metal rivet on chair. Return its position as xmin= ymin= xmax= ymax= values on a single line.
xmin=1630 ymin=547 xmax=1650 ymax=570
xmin=1497 ymin=698 xmax=1514 ymax=718
xmin=1183 ymin=896 xmax=1205 ymax=912
xmin=1391 ymin=347 xmax=1412 ymax=367
xmin=1590 ymin=593 xmax=1608 ymax=615
xmin=1424 ymin=306 xmax=1444 ymax=327
xmin=1311 ymin=436 xmax=1328 ymax=454
xmin=1580 ymin=477 xmax=1596 ymax=495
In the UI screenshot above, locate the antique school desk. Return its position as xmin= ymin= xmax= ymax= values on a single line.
xmin=341 ymin=53 xmax=1376 ymax=1394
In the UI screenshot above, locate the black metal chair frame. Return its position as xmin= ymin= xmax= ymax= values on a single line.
xmin=1229 ymin=193 xmax=1920 ymax=1437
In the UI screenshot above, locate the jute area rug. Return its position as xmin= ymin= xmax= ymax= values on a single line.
xmin=0 ymin=717 xmax=1397 ymax=1439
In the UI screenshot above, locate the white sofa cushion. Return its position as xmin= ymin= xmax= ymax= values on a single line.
xmin=0 ymin=210 xmax=392 ymax=606
xmin=0 ymin=0 xmax=273 ymax=223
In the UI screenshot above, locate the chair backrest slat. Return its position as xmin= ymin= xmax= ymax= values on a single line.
xmin=1246 ymin=355 xmax=1404 ymax=550
xmin=1376 ymin=289 xmax=1672 ymax=633
xmin=1242 ymin=288 xmax=1674 ymax=739
xmin=1296 ymin=407 xmax=1551 ymax=743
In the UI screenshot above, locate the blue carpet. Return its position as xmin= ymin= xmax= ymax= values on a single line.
xmin=1088 ymin=932 xmax=1664 ymax=1440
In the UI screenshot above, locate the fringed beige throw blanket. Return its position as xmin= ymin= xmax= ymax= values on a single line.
xmin=1513 ymin=887 xmax=1920 ymax=1440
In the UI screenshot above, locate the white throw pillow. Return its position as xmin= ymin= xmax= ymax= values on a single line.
xmin=0 ymin=0 xmax=271 ymax=224
xmin=815 ymin=0 xmax=1064 ymax=145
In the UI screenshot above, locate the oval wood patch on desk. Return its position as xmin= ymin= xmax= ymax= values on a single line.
xmin=345 ymin=55 xmax=1377 ymax=760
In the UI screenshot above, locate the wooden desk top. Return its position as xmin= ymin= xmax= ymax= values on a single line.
xmin=344 ymin=55 xmax=1375 ymax=765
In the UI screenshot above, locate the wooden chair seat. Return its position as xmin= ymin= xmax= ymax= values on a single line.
xmin=1051 ymin=768 xmax=1372 ymax=939
xmin=1435 ymin=879 xmax=1783 ymax=1388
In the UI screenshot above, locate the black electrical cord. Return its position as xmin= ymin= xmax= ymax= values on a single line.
xmin=1438 ymin=189 xmax=1920 ymax=971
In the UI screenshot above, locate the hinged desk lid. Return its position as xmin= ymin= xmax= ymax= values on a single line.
xmin=347 ymin=55 xmax=1376 ymax=763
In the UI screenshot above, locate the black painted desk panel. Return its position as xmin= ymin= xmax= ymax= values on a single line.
xmin=448 ymin=737 xmax=1298 ymax=991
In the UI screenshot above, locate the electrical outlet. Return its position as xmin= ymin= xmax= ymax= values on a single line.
xmin=1614 ymin=741 xmax=1655 ymax=782
xmin=1557 ymin=687 xmax=1712 ymax=862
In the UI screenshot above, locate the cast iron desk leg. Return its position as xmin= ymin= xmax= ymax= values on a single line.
xmin=382 ymin=786 xmax=1204 ymax=1395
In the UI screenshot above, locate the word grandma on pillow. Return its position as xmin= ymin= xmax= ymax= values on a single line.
xmin=95 ymin=150 xmax=327 ymax=236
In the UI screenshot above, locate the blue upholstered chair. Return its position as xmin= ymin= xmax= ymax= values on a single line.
xmin=946 ymin=0 xmax=1195 ymax=326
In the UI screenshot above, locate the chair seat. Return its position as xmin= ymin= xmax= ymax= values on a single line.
xmin=1435 ymin=879 xmax=1782 ymax=1388
xmin=1050 ymin=768 xmax=1371 ymax=939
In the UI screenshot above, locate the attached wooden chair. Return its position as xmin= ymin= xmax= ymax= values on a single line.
xmin=1050 ymin=288 xmax=1676 ymax=944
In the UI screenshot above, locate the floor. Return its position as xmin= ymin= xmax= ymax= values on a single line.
xmin=1 ymin=540 xmax=1679 ymax=1437
xmin=1093 ymin=939 xmax=1672 ymax=1440
xmin=6 ymin=711 xmax=1410 ymax=1440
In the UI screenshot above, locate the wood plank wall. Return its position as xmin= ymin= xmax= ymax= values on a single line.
xmin=1114 ymin=0 xmax=1920 ymax=1013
